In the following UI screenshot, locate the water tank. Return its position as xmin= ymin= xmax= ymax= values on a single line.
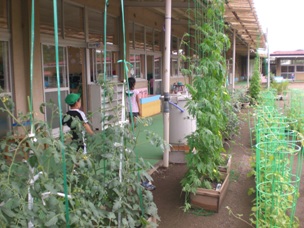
xmin=169 ymin=94 xmax=196 ymax=145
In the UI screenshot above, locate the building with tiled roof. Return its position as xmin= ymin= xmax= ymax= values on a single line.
xmin=270 ymin=50 xmax=304 ymax=80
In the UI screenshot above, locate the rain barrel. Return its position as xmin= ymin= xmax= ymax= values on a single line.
xmin=169 ymin=94 xmax=196 ymax=145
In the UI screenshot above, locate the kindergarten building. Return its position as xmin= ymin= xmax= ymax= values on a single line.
xmin=0 ymin=0 xmax=265 ymax=138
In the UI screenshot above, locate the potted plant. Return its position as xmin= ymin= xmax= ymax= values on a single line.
xmin=179 ymin=0 xmax=232 ymax=212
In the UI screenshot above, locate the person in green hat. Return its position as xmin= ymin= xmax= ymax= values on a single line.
xmin=63 ymin=93 xmax=94 ymax=152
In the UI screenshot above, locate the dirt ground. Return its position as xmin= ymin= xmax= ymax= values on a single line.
xmin=151 ymin=83 xmax=304 ymax=228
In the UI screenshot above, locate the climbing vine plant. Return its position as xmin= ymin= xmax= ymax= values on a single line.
xmin=249 ymin=53 xmax=261 ymax=102
xmin=180 ymin=0 xmax=231 ymax=211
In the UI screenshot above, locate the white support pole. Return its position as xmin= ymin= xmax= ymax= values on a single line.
xmin=247 ymin=46 xmax=250 ymax=88
xmin=163 ymin=0 xmax=171 ymax=168
xmin=267 ymin=28 xmax=270 ymax=89
xmin=232 ymin=29 xmax=236 ymax=90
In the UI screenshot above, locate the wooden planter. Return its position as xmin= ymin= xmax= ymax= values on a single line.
xmin=190 ymin=173 xmax=230 ymax=212
xmin=218 ymin=154 xmax=232 ymax=175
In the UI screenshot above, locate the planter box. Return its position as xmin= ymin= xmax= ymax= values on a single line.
xmin=190 ymin=173 xmax=230 ymax=212
xmin=218 ymin=154 xmax=232 ymax=175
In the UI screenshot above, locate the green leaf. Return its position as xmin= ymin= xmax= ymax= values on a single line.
xmin=1 ymin=207 xmax=15 ymax=217
xmin=45 ymin=215 xmax=58 ymax=227
xmin=113 ymin=200 xmax=121 ymax=211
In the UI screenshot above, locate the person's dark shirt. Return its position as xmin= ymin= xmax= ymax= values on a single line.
xmin=62 ymin=109 xmax=88 ymax=142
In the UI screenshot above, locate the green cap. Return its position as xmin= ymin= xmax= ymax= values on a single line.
xmin=65 ymin=93 xmax=81 ymax=105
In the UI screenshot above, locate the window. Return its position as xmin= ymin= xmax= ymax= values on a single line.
xmin=171 ymin=36 xmax=181 ymax=77
xmin=107 ymin=16 xmax=118 ymax=45
xmin=89 ymin=48 xmax=119 ymax=83
xmin=0 ymin=41 xmax=11 ymax=137
xmin=90 ymin=49 xmax=112 ymax=81
xmin=154 ymin=30 xmax=161 ymax=52
xmin=64 ymin=2 xmax=84 ymax=39
xmin=42 ymin=44 xmax=69 ymax=129
xmin=134 ymin=24 xmax=144 ymax=49
xmin=172 ymin=37 xmax=178 ymax=55
xmin=154 ymin=80 xmax=162 ymax=95
xmin=0 ymin=41 xmax=9 ymax=91
xmin=296 ymin=66 xmax=304 ymax=72
xmin=146 ymin=28 xmax=153 ymax=51
xmin=281 ymin=65 xmax=294 ymax=79
xmin=129 ymin=54 xmax=144 ymax=78
xmin=0 ymin=0 xmax=8 ymax=29
xmin=129 ymin=22 xmax=134 ymax=49
xmin=43 ymin=45 xmax=68 ymax=88
xmin=88 ymin=10 xmax=103 ymax=42
xmin=171 ymin=59 xmax=178 ymax=76
xmin=154 ymin=57 xmax=161 ymax=79
xmin=292 ymin=59 xmax=304 ymax=64
xmin=40 ymin=0 xmax=62 ymax=35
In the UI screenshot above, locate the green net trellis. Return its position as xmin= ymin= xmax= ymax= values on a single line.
xmin=252 ymin=89 xmax=304 ymax=227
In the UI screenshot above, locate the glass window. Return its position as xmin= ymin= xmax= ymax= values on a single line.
xmin=40 ymin=0 xmax=62 ymax=35
xmin=288 ymin=66 xmax=294 ymax=72
xmin=64 ymin=2 xmax=84 ymax=39
xmin=292 ymin=59 xmax=304 ymax=64
xmin=281 ymin=66 xmax=288 ymax=73
xmin=129 ymin=22 xmax=134 ymax=49
xmin=296 ymin=66 xmax=304 ymax=72
xmin=0 ymin=41 xmax=10 ymax=91
xmin=154 ymin=80 xmax=162 ymax=95
xmin=45 ymin=91 xmax=68 ymax=129
xmin=146 ymin=28 xmax=153 ymax=51
xmin=0 ymin=0 xmax=8 ymax=29
xmin=154 ymin=30 xmax=161 ymax=51
xmin=154 ymin=57 xmax=161 ymax=79
xmin=134 ymin=24 xmax=144 ymax=49
xmin=129 ymin=54 xmax=144 ymax=78
xmin=172 ymin=37 xmax=178 ymax=55
xmin=0 ymin=40 xmax=11 ymax=138
xmin=0 ymin=97 xmax=11 ymax=138
xmin=42 ymin=44 xmax=69 ymax=129
xmin=107 ymin=16 xmax=118 ymax=45
xmin=42 ymin=45 xmax=68 ymax=88
xmin=88 ymin=10 xmax=103 ymax=42
xmin=171 ymin=58 xmax=178 ymax=76
xmin=96 ymin=50 xmax=112 ymax=78
xmin=89 ymin=49 xmax=119 ymax=82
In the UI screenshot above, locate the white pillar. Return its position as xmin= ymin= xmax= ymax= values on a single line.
xmin=163 ymin=0 xmax=171 ymax=168
xmin=247 ymin=46 xmax=250 ymax=87
xmin=232 ymin=29 xmax=236 ymax=90
xmin=267 ymin=28 xmax=270 ymax=89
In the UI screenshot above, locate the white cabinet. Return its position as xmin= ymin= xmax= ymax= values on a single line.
xmin=88 ymin=81 xmax=124 ymax=131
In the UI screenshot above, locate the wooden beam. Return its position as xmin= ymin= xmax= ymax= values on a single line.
xmin=124 ymin=1 xmax=194 ymax=8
